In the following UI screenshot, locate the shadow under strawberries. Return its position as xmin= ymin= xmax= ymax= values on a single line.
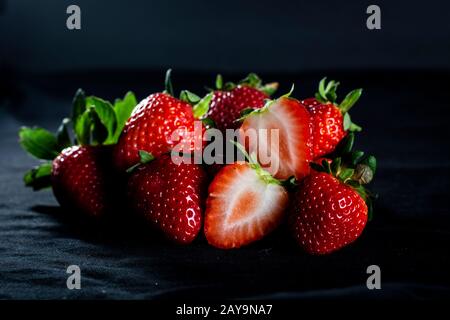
xmin=30 ymin=204 xmax=166 ymax=246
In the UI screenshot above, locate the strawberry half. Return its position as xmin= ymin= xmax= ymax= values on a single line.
xmin=302 ymin=78 xmax=363 ymax=159
xmin=127 ymin=153 xmax=208 ymax=244
xmin=238 ymin=89 xmax=313 ymax=180
xmin=288 ymin=134 xmax=377 ymax=254
xmin=19 ymin=89 xmax=137 ymax=217
xmin=113 ymin=70 xmax=210 ymax=172
xmin=205 ymin=73 xmax=278 ymax=132
xmin=204 ymin=157 xmax=289 ymax=249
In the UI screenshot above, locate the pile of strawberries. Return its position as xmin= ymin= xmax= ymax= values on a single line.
xmin=19 ymin=71 xmax=376 ymax=255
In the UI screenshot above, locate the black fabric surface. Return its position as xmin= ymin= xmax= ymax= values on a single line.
xmin=1 ymin=70 xmax=450 ymax=299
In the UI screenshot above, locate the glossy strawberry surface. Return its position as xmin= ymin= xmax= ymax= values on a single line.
xmin=127 ymin=154 xmax=208 ymax=244
xmin=207 ymin=85 xmax=267 ymax=132
xmin=302 ymin=98 xmax=346 ymax=159
xmin=289 ymin=171 xmax=368 ymax=254
xmin=52 ymin=145 xmax=116 ymax=217
xmin=114 ymin=93 xmax=203 ymax=171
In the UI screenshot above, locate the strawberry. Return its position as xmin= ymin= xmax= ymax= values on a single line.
xmin=51 ymin=145 xmax=116 ymax=217
xmin=127 ymin=153 xmax=208 ymax=244
xmin=204 ymin=149 xmax=289 ymax=249
xmin=113 ymin=70 xmax=209 ymax=172
xmin=205 ymin=73 xmax=278 ymax=132
xmin=288 ymin=135 xmax=377 ymax=254
xmin=302 ymin=78 xmax=363 ymax=159
xmin=238 ymin=88 xmax=313 ymax=180
xmin=19 ymin=89 xmax=137 ymax=217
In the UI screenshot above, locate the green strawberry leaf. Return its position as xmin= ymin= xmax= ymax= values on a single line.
xmin=350 ymin=150 xmax=365 ymax=166
xmin=139 ymin=150 xmax=155 ymax=164
xmin=239 ymin=107 xmax=255 ymax=119
xmin=331 ymin=157 xmax=342 ymax=175
xmin=317 ymin=77 xmax=339 ymax=103
xmin=23 ymin=162 xmax=52 ymax=190
xmin=126 ymin=150 xmax=155 ymax=173
xmin=164 ymin=69 xmax=174 ymax=96
xmin=113 ymin=91 xmax=137 ymax=142
xmin=281 ymin=84 xmax=295 ymax=98
xmin=259 ymin=82 xmax=279 ymax=96
xmin=72 ymin=89 xmax=87 ymax=144
xmin=338 ymin=168 xmax=355 ymax=182
xmin=239 ymin=73 xmax=262 ymax=88
xmin=180 ymin=90 xmax=201 ymax=104
xmin=89 ymin=108 xmax=108 ymax=145
xmin=223 ymin=81 xmax=236 ymax=91
xmin=72 ymin=88 xmax=86 ymax=125
xmin=334 ymin=132 xmax=355 ymax=155
xmin=192 ymin=92 xmax=213 ymax=119
xmin=85 ymin=96 xmax=117 ymax=144
xmin=56 ymin=118 xmax=71 ymax=150
xmin=215 ymin=74 xmax=223 ymax=90
xmin=201 ymin=117 xmax=215 ymax=129
xmin=343 ymin=112 xmax=352 ymax=131
xmin=339 ymin=88 xmax=362 ymax=113
xmin=74 ymin=111 xmax=92 ymax=145
xmin=19 ymin=127 xmax=60 ymax=160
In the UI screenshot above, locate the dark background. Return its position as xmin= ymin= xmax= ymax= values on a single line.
xmin=1 ymin=0 xmax=450 ymax=300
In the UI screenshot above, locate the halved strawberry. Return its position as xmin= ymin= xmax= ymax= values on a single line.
xmin=238 ymin=91 xmax=313 ymax=180
xmin=204 ymin=161 xmax=289 ymax=249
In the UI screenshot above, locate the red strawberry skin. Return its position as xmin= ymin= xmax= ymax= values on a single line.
xmin=52 ymin=145 xmax=116 ymax=217
xmin=207 ymin=85 xmax=267 ymax=132
xmin=127 ymin=154 xmax=208 ymax=244
xmin=204 ymin=162 xmax=289 ymax=249
xmin=302 ymin=98 xmax=346 ymax=159
xmin=289 ymin=171 xmax=368 ymax=255
xmin=113 ymin=93 xmax=202 ymax=171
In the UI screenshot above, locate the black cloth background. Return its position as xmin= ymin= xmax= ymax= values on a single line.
xmin=0 ymin=70 xmax=449 ymax=299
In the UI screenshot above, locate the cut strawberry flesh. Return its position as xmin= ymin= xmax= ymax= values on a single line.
xmin=204 ymin=162 xmax=289 ymax=249
xmin=239 ymin=97 xmax=312 ymax=180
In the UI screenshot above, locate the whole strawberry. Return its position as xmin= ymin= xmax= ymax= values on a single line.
xmin=206 ymin=73 xmax=278 ymax=132
xmin=127 ymin=153 xmax=208 ymax=244
xmin=288 ymin=140 xmax=377 ymax=255
xmin=19 ymin=89 xmax=137 ymax=217
xmin=113 ymin=70 xmax=209 ymax=172
xmin=52 ymin=145 xmax=115 ymax=217
xmin=302 ymin=78 xmax=363 ymax=159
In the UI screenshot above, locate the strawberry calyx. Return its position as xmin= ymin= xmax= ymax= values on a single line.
xmin=125 ymin=150 xmax=156 ymax=173
xmin=310 ymin=133 xmax=377 ymax=220
xmin=163 ymin=70 xmax=213 ymax=125
xmin=19 ymin=89 xmax=137 ymax=190
xmin=213 ymin=73 xmax=279 ymax=96
xmin=315 ymin=77 xmax=363 ymax=132
xmin=232 ymin=141 xmax=282 ymax=186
